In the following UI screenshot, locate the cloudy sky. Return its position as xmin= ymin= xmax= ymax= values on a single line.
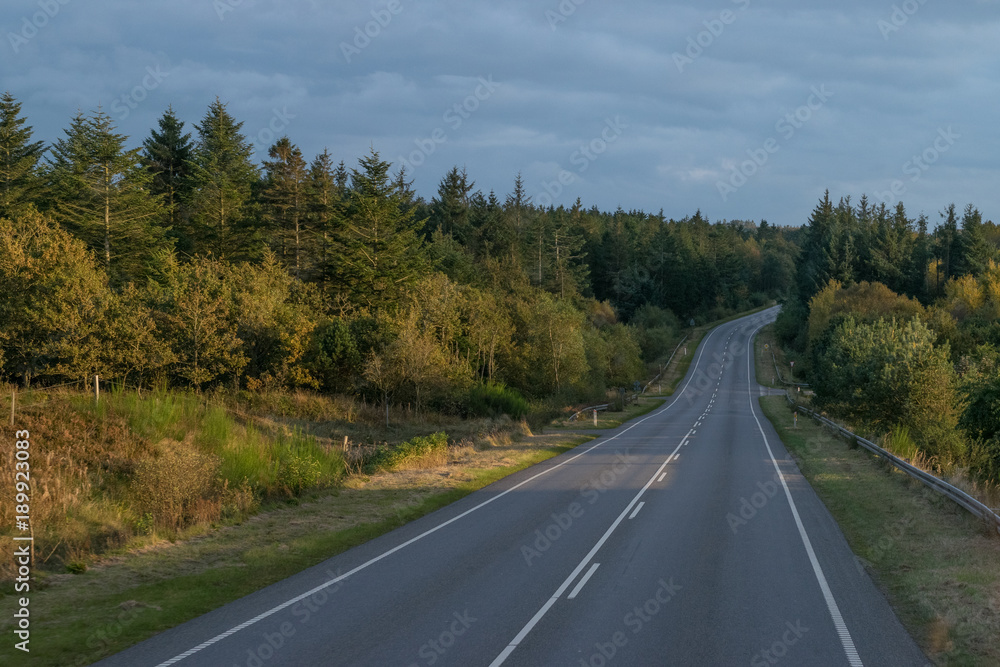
xmin=2 ymin=0 xmax=998 ymax=226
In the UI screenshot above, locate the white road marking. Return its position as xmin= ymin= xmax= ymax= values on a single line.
xmin=490 ymin=438 xmax=694 ymax=664
xmin=629 ymin=502 xmax=645 ymax=519
xmin=568 ymin=562 xmax=601 ymax=599
xmin=159 ymin=324 xmax=726 ymax=667
xmin=657 ymin=472 xmax=667 ymax=482
xmin=746 ymin=324 xmax=864 ymax=667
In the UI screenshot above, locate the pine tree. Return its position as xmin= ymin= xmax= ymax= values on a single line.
xmin=47 ymin=108 xmax=168 ymax=284
xmin=186 ymin=98 xmax=260 ymax=259
xmin=798 ymin=190 xmax=837 ymax=301
xmin=548 ymin=200 xmax=589 ymax=299
xmin=473 ymin=190 xmax=509 ymax=261
xmin=261 ymin=136 xmax=309 ymax=278
xmin=0 ymin=92 xmax=45 ymax=218
xmin=332 ymin=149 xmax=427 ymax=309
xmin=935 ymin=204 xmax=961 ymax=283
xmin=307 ymin=149 xmax=343 ymax=284
xmin=504 ymin=172 xmax=531 ymax=266
xmin=960 ymin=204 xmax=994 ymax=277
xmin=142 ymin=106 xmax=193 ymax=240
xmin=430 ymin=166 xmax=475 ymax=244
xmin=909 ymin=213 xmax=932 ymax=301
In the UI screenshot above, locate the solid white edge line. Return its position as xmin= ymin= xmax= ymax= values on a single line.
xmin=628 ymin=502 xmax=645 ymax=519
xmin=746 ymin=324 xmax=864 ymax=667
xmin=567 ymin=562 xmax=601 ymax=599
xmin=159 ymin=323 xmax=727 ymax=666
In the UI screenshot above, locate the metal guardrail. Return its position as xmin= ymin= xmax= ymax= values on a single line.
xmin=642 ymin=335 xmax=688 ymax=395
xmin=771 ymin=350 xmax=809 ymax=388
xmin=786 ymin=395 xmax=1000 ymax=535
xmin=568 ymin=403 xmax=610 ymax=422
xmin=569 ymin=334 xmax=689 ymax=422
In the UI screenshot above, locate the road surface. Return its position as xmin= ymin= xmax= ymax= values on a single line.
xmin=97 ymin=307 xmax=928 ymax=666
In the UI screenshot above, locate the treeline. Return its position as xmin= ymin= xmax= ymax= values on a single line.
xmin=0 ymin=92 xmax=798 ymax=410
xmin=778 ymin=191 xmax=1000 ymax=480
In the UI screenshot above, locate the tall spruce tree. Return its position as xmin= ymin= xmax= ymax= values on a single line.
xmin=142 ymin=106 xmax=193 ymax=243
xmin=332 ymin=149 xmax=427 ymax=309
xmin=307 ymin=148 xmax=342 ymax=284
xmin=936 ymin=204 xmax=961 ymax=284
xmin=960 ymin=204 xmax=993 ymax=277
xmin=430 ymin=166 xmax=475 ymax=244
xmin=47 ymin=108 xmax=168 ymax=284
xmin=0 ymin=92 xmax=45 ymax=218
xmin=186 ymin=98 xmax=259 ymax=259
xmin=261 ymin=136 xmax=310 ymax=278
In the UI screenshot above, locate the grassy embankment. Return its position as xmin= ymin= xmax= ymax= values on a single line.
xmin=754 ymin=324 xmax=1000 ymax=665
xmin=0 ymin=386 xmax=589 ymax=666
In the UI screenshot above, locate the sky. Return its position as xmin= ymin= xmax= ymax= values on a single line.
xmin=2 ymin=0 xmax=999 ymax=227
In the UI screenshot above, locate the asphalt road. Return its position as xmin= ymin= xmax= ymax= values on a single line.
xmin=96 ymin=307 xmax=928 ymax=666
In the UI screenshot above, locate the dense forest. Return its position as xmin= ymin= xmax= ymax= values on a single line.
xmin=0 ymin=92 xmax=798 ymax=412
xmin=777 ymin=192 xmax=1000 ymax=482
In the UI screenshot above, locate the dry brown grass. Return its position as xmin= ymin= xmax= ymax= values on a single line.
xmin=0 ymin=385 xmax=527 ymax=583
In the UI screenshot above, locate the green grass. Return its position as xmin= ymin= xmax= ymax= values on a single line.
xmin=553 ymin=396 xmax=665 ymax=430
xmin=760 ymin=394 xmax=1000 ymax=665
xmin=0 ymin=437 xmax=590 ymax=666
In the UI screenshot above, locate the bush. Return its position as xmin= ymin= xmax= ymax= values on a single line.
xmin=364 ymin=432 xmax=449 ymax=472
xmin=466 ymin=382 xmax=529 ymax=419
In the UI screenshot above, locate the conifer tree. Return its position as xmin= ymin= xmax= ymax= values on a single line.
xmin=307 ymin=149 xmax=342 ymax=284
xmin=430 ymin=166 xmax=475 ymax=244
xmin=47 ymin=108 xmax=168 ymax=284
xmin=0 ymin=92 xmax=45 ymax=218
xmin=960 ymin=204 xmax=994 ymax=277
xmin=332 ymin=149 xmax=427 ymax=309
xmin=186 ymin=98 xmax=259 ymax=259
xmin=142 ymin=106 xmax=193 ymax=239
xmin=262 ymin=136 xmax=309 ymax=278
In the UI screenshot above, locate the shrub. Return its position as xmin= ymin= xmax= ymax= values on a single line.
xmin=466 ymin=382 xmax=529 ymax=419
xmin=364 ymin=432 xmax=449 ymax=472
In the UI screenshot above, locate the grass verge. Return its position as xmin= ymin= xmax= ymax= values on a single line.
xmin=760 ymin=394 xmax=1000 ymax=665
xmin=0 ymin=433 xmax=590 ymax=666
xmin=552 ymin=396 xmax=665 ymax=430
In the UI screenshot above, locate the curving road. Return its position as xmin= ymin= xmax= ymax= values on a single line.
xmin=96 ymin=307 xmax=928 ymax=666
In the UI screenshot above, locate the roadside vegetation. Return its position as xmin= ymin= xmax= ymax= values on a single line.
xmin=756 ymin=322 xmax=1000 ymax=664
xmin=776 ymin=193 xmax=1000 ymax=494
xmin=760 ymin=394 xmax=1000 ymax=665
